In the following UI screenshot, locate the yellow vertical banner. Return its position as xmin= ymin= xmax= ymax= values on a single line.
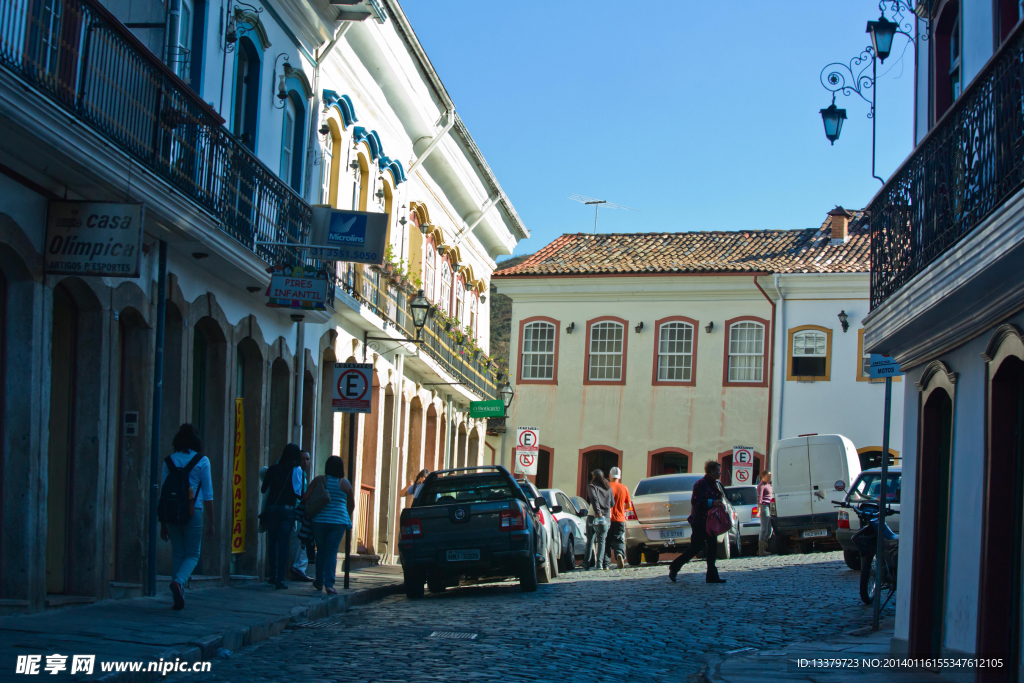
xmin=231 ymin=398 xmax=246 ymax=554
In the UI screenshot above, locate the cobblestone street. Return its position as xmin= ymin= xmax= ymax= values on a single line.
xmin=172 ymin=551 xmax=895 ymax=683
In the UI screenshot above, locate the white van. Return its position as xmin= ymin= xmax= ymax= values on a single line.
xmin=769 ymin=434 xmax=862 ymax=552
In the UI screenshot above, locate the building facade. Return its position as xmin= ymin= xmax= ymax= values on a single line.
xmin=863 ymin=0 xmax=1024 ymax=675
xmin=494 ymin=212 xmax=902 ymax=496
xmin=0 ymin=0 xmax=526 ymax=613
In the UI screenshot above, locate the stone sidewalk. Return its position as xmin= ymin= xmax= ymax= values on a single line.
xmin=0 ymin=566 xmax=403 ymax=682
xmin=705 ymin=619 xmax=959 ymax=683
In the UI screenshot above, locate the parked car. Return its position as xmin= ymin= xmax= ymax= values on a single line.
xmin=769 ymin=434 xmax=862 ymax=553
xmin=724 ymin=485 xmax=761 ymax=551
xmin=397 ymin=466 xmax=549 ymax=597
xmin=836 ymin=467 xmax=902 ymax=570
xmin=540 ymin=488 xmax=587 ymax=572
xmin=625 ymin=473 xmax=737 ymax=565
xmin=516 ymin=479 xmax=561 ymax=580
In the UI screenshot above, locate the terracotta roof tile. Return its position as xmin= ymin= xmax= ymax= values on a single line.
xmin=494 ymin=211 xmax=869 ymax=277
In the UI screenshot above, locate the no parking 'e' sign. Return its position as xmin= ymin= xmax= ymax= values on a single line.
xmin=515 ymin=426 xmax=539 ymax=475
xmin=733 ymin=447 xmax=755 ymax=484
xmin=332 ymin=363 xmax=374 ymax=414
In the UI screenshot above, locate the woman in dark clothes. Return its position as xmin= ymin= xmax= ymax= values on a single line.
xmin=668 ymin=460 xmax=727 ymax=584
xmin=261 ymin=444 xmax=303 ymax=589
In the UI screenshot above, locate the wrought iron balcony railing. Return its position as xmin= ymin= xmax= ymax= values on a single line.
xmin=869 ymin=20 xmax=1024 ymax=309
xmin=336 ymin=265 xmax=500 ymax=400
xmin=0 ymin=0 xmax=312 ymax=269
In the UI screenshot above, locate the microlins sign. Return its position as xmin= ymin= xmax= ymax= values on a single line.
xmin=45 ymin=201 xmax=143 ymax=277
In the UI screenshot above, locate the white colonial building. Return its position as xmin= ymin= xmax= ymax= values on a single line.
xmin=0 ymin=0 xmax=526 ymax=612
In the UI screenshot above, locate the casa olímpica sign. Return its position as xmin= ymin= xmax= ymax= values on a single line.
xmin=308 ymin=207 xmax=388 ymax=265
xmin=45 ymin=201 xmax=144 ymax=277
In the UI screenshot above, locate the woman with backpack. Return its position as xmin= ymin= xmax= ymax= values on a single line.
xmin=261 ymin=444 xmax=303 ymax=589
xmin=305 ymin=456 xmax=354 ymax=594
xmin=158 ymin=424 xmax=214 ymax=610
xmin=585 ymin=469 xmax=614 ymax=570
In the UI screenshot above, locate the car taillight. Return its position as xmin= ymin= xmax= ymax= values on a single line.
xmin=751 ymin=506 xmax=760 ymax=518
xmin=500 ymin=509 xmax=525 ymax=531
xmin=732 ymin=511 xmax=737 ymax=521
xmin=626 ymin=503 xmax=638 ymax=521
xmin=401 ymin=519 xmax=422 ymax=540
xmin=838 ymin=511 xmax=849 ymax=529
xmin=537 ymin=509 xmax=545 ymax=526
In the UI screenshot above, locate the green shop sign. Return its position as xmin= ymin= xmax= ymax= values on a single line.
xmin=469 ymin=400 xmax=505 ymax=418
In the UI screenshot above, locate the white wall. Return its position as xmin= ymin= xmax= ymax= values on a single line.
xmin=771 ymin=273 xmax=905 ymax=456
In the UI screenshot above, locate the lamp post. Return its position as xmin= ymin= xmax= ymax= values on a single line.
xmin=498 ymin=381 xmax=514 ymax=470
xmin=818 ymin=1 xmax=926 ymax=182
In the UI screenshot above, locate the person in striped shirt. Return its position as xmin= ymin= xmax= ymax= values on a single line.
xmin=308 ymin=456 xmax=354 ymax=594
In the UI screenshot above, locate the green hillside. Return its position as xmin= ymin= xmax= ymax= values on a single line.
xmin=489 ymin=253 xmax=533 ymax=372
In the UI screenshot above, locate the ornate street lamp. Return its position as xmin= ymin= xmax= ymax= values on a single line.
xmin=866 ymin=15 xmax=898 ymax=62
xmin=838 ymin=310 xmax=850 ymax=333
xmin=499 ymin=381 xmax=515 ymax=415
xmin=820 ymin=101 xmax=848 ymax=145
xmin=410 ymin=289 xmax=430 ymax=333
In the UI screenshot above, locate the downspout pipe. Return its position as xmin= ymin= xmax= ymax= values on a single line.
xmin=451 ymin=194 xmax=499 ymax=247
xmin=773 ymin=274 xmax=785 ymax=441
xmin=406 ymin=109 xmax=456 ymax=176
xmin=753 ymin=275 xmax=776 ymax=462
xmin=304 ymin=21 xmax=352 ymax=202
xmin=291 ymin=315 xmax=305 ymax=445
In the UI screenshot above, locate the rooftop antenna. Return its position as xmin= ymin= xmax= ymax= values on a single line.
xmin=568 ymin=194 xmax=639 ymax=233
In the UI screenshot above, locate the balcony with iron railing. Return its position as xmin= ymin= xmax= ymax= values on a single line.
xmin=0 ymin=0 xmax=500 ymax=395
xmin=335 ymin=263 xmax=501 ymax=400
xmin=868 ymin=20 xmax=1024 ymax=310
xmin=0 ymin=0 xmax=319 ymax=274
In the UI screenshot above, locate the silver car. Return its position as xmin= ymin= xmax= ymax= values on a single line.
xmin=516 ymin=479 xmax=561 ymax=580
xmin=724 ymin=485 xmax=761 ymax=552
xmin=836 ymin=468 xmax=902 ymax=570
xmin=540 ymin=488 xmax=587 ymax=571
xmin=625 ymin=474 xmax=738 ymax=565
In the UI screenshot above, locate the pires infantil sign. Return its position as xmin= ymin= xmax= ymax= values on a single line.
xmin=45 ymin=201 xmax=144 ymax=277
xmin=265 ymin=264 xmax=328 ymax=310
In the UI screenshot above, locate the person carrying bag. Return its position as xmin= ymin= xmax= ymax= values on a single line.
xmin=158 ymin=424 xmax=214 ymax=610
xmin=668 ymin=461 xmax=727 ymax=584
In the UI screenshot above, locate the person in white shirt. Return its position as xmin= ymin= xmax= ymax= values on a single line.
xmin=159 ymin=424 xmax=214 ymax=610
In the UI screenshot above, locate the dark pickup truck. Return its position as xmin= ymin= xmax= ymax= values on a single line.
xmin=397 ymin=466 xmax=548 ymax=598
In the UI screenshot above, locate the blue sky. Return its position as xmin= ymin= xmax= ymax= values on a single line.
xmin=401 ymin=1 xmax=917 ymax=258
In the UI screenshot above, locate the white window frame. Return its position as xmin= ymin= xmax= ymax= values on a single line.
xmin=728 ymin=321 xmax=764 ymax=383
xmin=657 ymin=321 xmax=694 ymax=382
xmin=280 ymin=98 xmax=296 ymax=187
xmin=588 ymin=321 xmax=624 ymax=382
xmin=440 ymin=261 xmax=452 ymax=315
xmin=424 ymin=244 xmax=435 ymax=302
xmin=521 ymin=321 xmax=556 ymax=380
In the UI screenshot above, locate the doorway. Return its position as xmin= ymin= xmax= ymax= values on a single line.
xmin=578 ymin=448 xmax=619 ymax=497
xmin=909 ymin=387 xmax=954 ymax=657
xmin=977 ymin=355 xmax=1024 ymax=679
xmin=650 ymin=450 xmax=690 ymax=476
xmin=234 ymin=338 xmax=264 ymax=576
xmin=46 ymin=280 xmax=102 ymax=596
xmin=191 ymin=317 xmax=227 ymax=578
xmin=268 ymin=358 xmax=290 ymax=462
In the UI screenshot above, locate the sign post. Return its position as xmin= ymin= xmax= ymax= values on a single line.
xmin=515 ymin=426 xmax=539 ymax=476
xmin=231 ymin=398 xmax=246 ymax=555
xmin=868 ymin=353 xmax=903 ymax=630
xmin=332 ymin=362 xmax=373 ymax=588
xmin=732 ymin=447 xmax=755 ymax=484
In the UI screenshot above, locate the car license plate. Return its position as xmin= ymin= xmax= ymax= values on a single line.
xmin=446 ymin=549 xmax=480 ymax=562
xmin=658 ymin=528 xmax=687 ymax=539
xmin=802 ymin=529 xmax=828 ymax=539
